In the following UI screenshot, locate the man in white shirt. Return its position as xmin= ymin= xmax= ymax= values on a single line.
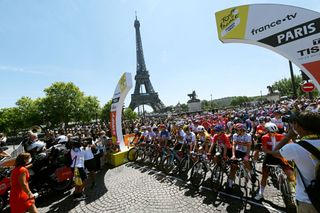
xmin=266 ymin=111 xmax=320 ymax=213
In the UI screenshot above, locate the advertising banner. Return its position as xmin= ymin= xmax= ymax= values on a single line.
xmin=215 ymin=4 xmax=320 ymax=90
xmin=110 ymin=72 xmax=133 ymax=151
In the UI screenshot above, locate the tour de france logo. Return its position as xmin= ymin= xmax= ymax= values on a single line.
xmin=220 ymin=8 xmax=240 ymax=37
xmin=119 ymin=73 xmax=127 ymax=93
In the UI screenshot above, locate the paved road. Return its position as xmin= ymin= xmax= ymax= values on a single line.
xmin=5 ymin=161 xmax=289 ymax=213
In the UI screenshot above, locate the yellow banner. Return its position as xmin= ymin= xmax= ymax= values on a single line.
xmin=215 ymin=5 xmax=249 ymax=40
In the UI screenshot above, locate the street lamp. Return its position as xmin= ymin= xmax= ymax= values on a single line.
xmin=210 ymin=94 xmax=213 ymax=111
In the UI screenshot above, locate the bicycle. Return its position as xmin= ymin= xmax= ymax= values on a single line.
xmin=161 ymin=147 xmax=184 ymax=174
xmin=189 ymin=152 xmax=212 ymax=188
xmin=226 ymin=158 xmax=252 ymax=210
xmin=127 ymin=142 xmax=146 ymax=162
xmin=178 ymin=149 xmax=196 ymax=180
xmin=210 ymin=146 xmax=229 ymax=191
xmin=266 ymin=164 xmax=296 ymax=212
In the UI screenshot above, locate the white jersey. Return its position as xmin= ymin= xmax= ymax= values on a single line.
xmin=184 ymin=132 xmax=196 ymax=145
xmin=271 ymin=117 xmax=284 ymax=129
xmin=232 ymin=133 xmax=251 ymax=153
xmin=280 ymin=139 xmax=320 ymax=203
xmin=71 ymin=147 xmax=85 ymax=168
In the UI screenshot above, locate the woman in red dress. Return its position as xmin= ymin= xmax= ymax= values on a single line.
xmin=10 ymin=153 xmax=38 ymax=213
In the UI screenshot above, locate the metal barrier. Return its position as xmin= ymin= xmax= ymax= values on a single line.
xmin=10 ymin=143 xmax=24 ymax=158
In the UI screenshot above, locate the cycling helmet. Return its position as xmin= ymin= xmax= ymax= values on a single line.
xmin=213 ymin=124 xmax=224 ymax=133
xmin=196 ymin=125 xmax=205 ymax=132
xmin=176 ymin=121 xmax=185 ymax=127
xmin=234 ymin=123 xmax=246 ymax=131
xmin=26 ymin=141 xmax=46 ymax=152
xmin=56 ymin=135 xmax=68 ymax=144
xmin=133 ymin=128 xmax=139 ymax=133
xmin=258 ymin=116 xmax=266 ymax=123
xmin=159 ymin=124 xmax=166 ymax=129
xmin=183 ymin=125 xmax=190 ymax=132
xmin=249 ymin=115 xmax=256 ymax=122
xmin=233 ymin=117 xmax=242 ymax=124
xmin=265 ymin=122 xmax=278 ymax=133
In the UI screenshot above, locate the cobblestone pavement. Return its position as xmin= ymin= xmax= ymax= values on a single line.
xmin=5 ymin=161 xmax=289 ymax=213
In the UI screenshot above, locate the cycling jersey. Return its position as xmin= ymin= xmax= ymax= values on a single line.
xmin=212 ymin=133 xmax=232 ymax=149
xmin=232 ymin=133 xmax=251 ymax=153
xmin=184 ymin=132 xmax=196 ymax=145
xmin=197 ymin=132 xmax=211 ymax=143
xmin=262 ymin=133 xmax=284 ymax=151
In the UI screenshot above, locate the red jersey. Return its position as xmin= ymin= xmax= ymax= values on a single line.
xmin=256 ymin=124 xmax=266 ymax=134
xmin=262 ymin=133 xmax=284 ymax=151
xmin=212 ymin=133 xmax=232 ymax=149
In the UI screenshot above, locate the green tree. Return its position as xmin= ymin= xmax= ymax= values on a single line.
xmin=41 ymin=82 xmax=84 ymax=126
xmin=15 ymin=96 xmax=41 ymax=128
xmin=271 ymin=75 xmax=303 ymax=97
xmin=78 ymin=96 xmax=100 ymax=123
xmin=0 ymin=107 xmax=22 ymax=134
xmin=230 ymin=96 xmax=252 ymax=106
xmin=100 ymin=100 xmax=112 ymax=123
xmin=123 ymin=108 xmax=138 ymax=122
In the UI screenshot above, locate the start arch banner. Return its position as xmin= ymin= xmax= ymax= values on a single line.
xmin=110 ymin=72 xmax=133 ymax=151
xmin=215 ymin=4 xmax=320 ymax=90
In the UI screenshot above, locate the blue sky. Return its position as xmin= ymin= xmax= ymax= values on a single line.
xmin=1 ymin=0 xmax=319 ymax=109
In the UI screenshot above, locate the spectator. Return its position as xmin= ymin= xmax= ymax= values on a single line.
xmin=70 ymin=140 xmax=87 ymax=201
xmin=83 ymin=138 xmax=96 ymax=189
xmin=10 ymin=153 xmax=38 ymax=213
xmin=266 ymin=111 xmax=320 ymax=212
xmin=0 ymin=133 xmax=7 ymax=147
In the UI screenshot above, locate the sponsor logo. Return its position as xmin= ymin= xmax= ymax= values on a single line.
xmin=297 ymin=39 xmax=320 ymax=60
xmin=112 ymin=97 xmax=120 ymax=104
xmin=277 ymin=23 xmax=316 ymax=44
xmin=219 ymin=8 xmax=240 ymax=37
xmin=297 ymin=45 xmax=319 ymax=57
xmin=313 ymin=38 xmax=320 ymax=45
xmin=251 ymin=13 xmax=297 ymax=35
xmin=258 ymin=17 xmax=320 ymax=47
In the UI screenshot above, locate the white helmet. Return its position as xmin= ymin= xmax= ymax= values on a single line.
xmin=265 ymin=122 xmax=278 ymax=133
xmin=196 ymin=125 xmax=205 ymax=132
xmin=26 ymin=141 xmax=46 ymax=152
xmin=56 ymin=135 xmax=68 ymax=144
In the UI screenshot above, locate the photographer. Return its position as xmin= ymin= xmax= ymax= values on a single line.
xmin=265 ymin=111 xmax=320 ymax=212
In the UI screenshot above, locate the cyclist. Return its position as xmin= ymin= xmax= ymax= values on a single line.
xmin=172 ymin=122 xmax=186 ymax=151
xmin=271 ymin=110 xmax=285 ymax=134
xmin=254 ymin=122 xmax=295 ymax=201
xmin=227 ymin=123 xmax=256 ymax=193
xmin=183 ymin=125 xmax=196 ymax=153
xmin=159 ymin=124 xmax=170 ymax=148
xmin=253 ymin=116 xmax=267 ymax=163
xmin=196 ymin=125 xmax=212 ymax=154
xmin=208 ymin=124 xmax=232 ymax=164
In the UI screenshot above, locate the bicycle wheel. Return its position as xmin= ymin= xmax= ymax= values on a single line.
xmin=162 ymin=156 xmax=177 ymax=174
xmin=134 ymin=148 xmax=145 ymax=162
xmin=237 ymin=168 xmax=248 ymax=209
xmin=179 ymin=157 xmax=193 ymax=180
xmin=190 ymin=161 xmax=206 ymax=188
xmin=279 ymin=177 xmax=296 ymax=213
xmin=211 ymin=164 xmax=223 ymax=191
xmin=127 ymin=147 xmax=137 ymax=162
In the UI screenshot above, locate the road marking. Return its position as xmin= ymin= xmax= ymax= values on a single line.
xmin=201 ymin=186 xmax=286 ymax=213
xmin=132 ymin=163 xmax=286 ymax=213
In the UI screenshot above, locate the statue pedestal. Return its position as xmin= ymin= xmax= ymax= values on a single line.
xmin=188 ymin=101 xmax=201 ymax=113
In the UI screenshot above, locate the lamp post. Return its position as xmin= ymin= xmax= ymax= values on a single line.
xmin=210 ymin=94 xmax=212 ymax=111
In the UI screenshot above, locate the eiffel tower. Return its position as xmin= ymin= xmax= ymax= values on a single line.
xmin=129 ymin=16 xmax=165 ymax=112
